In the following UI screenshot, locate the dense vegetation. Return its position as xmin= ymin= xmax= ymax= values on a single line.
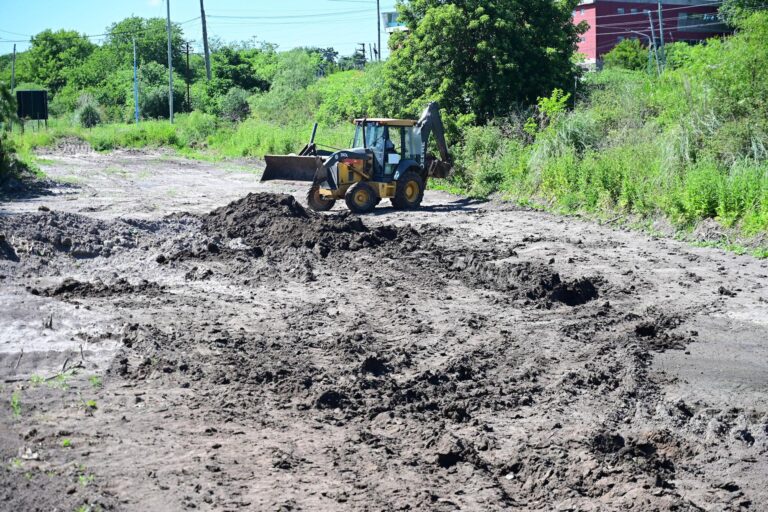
xmin=455 ymin=11 xmax=768 ymax=245
xmin=1 ymin=0 xmax=767 ymax=250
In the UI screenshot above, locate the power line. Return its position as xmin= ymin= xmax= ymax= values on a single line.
xmin=207 ymin=9 xmax=375 ymax=20
xmin=0 ymin=16 xmax=201 ymax=44
xmin=574 ymin=0 xmax=723 ymax=21
xmin=0 ymin=28 xmax=32 ymax=37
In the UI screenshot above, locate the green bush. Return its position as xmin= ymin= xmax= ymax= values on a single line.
xmin=74 ymin=94 xmax=102 ymax=128
xmin=218 ymin=88 xmax=250 ymax=122
xmin=176 ymin=111 xmax=218 ymax=146
xmin=603 ymin=39 xmax=650 ymax=72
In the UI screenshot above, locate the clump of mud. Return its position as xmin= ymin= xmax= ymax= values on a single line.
xmin=28 ymin=277 xmax=165 ymax=299
xmin=201 ymin=193 xmax=412 ymax=256
xmin=0 ymin=210 xmax=141 ymax=259
xmin=445 ymin=253 xmax=600 ymax=306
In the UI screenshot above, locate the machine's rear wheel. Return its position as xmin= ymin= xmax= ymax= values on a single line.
xmin=345 ymin=182 xmax=378 ymax=214
xmin=307 ymin=185 xmax=335 ymax=212
xmin=392 ymin=170 xmax=425 ymax=210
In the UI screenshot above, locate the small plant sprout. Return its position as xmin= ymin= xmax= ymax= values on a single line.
xmin=84 ymin=399 xmax=97 ymax=410
xmin=10 ymin=390 xmax=21 ymax=419
xmin=47 ymin=371 xmax=73 ymax=391
xmin=61 ymin=438 xmax=72 ymax=448
xmin=30 ymin=375 xmax=45 ymax=386
xmin=89 ymin=376 xmax=103 ymax=388
xmin=78 ymin=473 xmax=95 ymax=487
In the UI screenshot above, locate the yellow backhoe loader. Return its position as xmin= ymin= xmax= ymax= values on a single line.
xmin=261 ymin=102 xmax=453 ymax=214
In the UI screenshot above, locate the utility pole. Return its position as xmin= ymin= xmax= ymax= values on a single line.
xmin=358 ymin=42 xmax=367 ymax=69
xmin=166 ymin=0 xmax=174 ymax=123
xmin=376 ymin=0 xmax=381 ymax=62
xmin=133 ymin=38 xmax=140 ymax=124
xmin=183 ymin=41 xmax=193 ymax=111
xmin=657 ymin=0 xmax=665 ymax=70
xmin=10 ymin=44 xmax=16 ymax=91
xmin=200 ymin=0 xmax=212 ymax=81
xmin=647 ymin=11 xmax=661 ymax=76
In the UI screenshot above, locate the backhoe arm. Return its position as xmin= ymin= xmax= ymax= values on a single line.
xmin=416 ymin=102 xmax=452 ymax=178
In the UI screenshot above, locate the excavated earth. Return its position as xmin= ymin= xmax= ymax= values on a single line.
xmin=0 ymin=149 xmax=766 ymax=511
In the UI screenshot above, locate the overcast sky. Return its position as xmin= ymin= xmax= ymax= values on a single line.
xmin=0 ymin=0 xmax=397 ymax=57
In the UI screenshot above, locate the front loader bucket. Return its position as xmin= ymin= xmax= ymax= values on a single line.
xmin=261 ymin=155 xmax=322 ymax=182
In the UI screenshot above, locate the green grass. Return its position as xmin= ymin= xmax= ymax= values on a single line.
xmin=10 ymin=390 xmax=21 ymax=418
xmin=8 ymin=114 xmax=353 ymax=162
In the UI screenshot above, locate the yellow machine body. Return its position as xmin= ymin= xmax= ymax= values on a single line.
xmin=317 ymin=157 xmax=397 ymax=201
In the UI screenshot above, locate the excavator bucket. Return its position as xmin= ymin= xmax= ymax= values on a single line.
xmin=261 ymin=155 xmax=322 ymax=182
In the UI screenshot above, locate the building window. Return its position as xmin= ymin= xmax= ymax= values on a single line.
xmin=581 ymin=8 xmax=585 ymax=14
xmin=631 ymin=8 xmax=638 ymax=14
xmin=618 ymin=36 xmax=625 ymax=41
xmin=617 ymin=8 xmax=625 ymax=14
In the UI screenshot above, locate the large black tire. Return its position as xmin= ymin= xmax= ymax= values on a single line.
xmin=391 ymin=170 xmax=425 ymax=210
xmin=307 ymin=185 xmax=335 ymax=212
xmin=345 ymin=182 xmax=378 ymax=214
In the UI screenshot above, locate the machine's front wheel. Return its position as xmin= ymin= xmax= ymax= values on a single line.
xmin=392 ymin=170 xmax=425 ymax=210
xmin=307 ymin=185 xmax=335 ymax=212
xmin=345 ymin=182 xmax=378 ymax=214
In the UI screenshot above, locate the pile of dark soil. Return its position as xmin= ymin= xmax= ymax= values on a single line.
xmin=444 ymin=252 xmax=600 ymax=306
xmin=201 ymin=193 xmax=414 ymax=256
xmin=28 ymin=277 xmax=165 ymax=299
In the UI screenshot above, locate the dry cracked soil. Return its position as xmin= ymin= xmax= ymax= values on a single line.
xmin=0 ymin=146 xmax=766 ymax=511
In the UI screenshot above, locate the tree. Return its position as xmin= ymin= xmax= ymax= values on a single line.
xmin=104 ymin=17 xmax=184 ymax=68
xmin=296 ymin=47 xmax=339 ymax=75
xmin=383 ymin=0 xmax=584 ymax=123
xmin=721 ymin=0 xmax=768 ymax=23
xmin=272 ymin=49 xmax=321 ymax=91
xmin=25 ymin=29 xmax=96 ymax=93
xmin=603 ymin=39 xmax=649 ymax=71
xmin=139 ymin=62 xmax=185 ymax=119
xmin=210 ymin=44 xmax=275 ymax=94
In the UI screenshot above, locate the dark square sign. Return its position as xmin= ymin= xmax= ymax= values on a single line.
xmin=16 ymin=90 xmax=49 ymax=120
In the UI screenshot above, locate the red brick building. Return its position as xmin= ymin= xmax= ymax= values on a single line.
xmin=574 ymin=0 xmax=730 ymax=67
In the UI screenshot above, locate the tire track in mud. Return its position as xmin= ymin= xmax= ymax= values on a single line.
xmin=1 ymin=193 xmax=765 ymax=511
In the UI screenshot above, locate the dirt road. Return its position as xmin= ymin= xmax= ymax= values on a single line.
xmin=1 ymin=149 xmax=766 ymax=511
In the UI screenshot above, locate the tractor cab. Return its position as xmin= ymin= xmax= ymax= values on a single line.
xmin=351 ymin=119 xmax=422 ymax=182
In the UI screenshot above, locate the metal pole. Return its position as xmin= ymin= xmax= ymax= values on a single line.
xmin=200 ymin=0 xmax=212 ymax=81
xmin=166 ymin=0 xmax=174 ymax=123
xmin=647 ymin=11 xmax=661 ymax=76
xmin=133 ymin=38 xmax=140 ymax=123
xmin=11 ymin=44 xmax=16 ymax=91
xmin=376 ymin=0 xmax=381 ymax=61
xmin=657 ymin=0 xmax=666 ymax=70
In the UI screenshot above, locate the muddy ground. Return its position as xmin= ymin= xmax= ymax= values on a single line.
xmin=0 ymin=148 xmax=766 ymax=511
